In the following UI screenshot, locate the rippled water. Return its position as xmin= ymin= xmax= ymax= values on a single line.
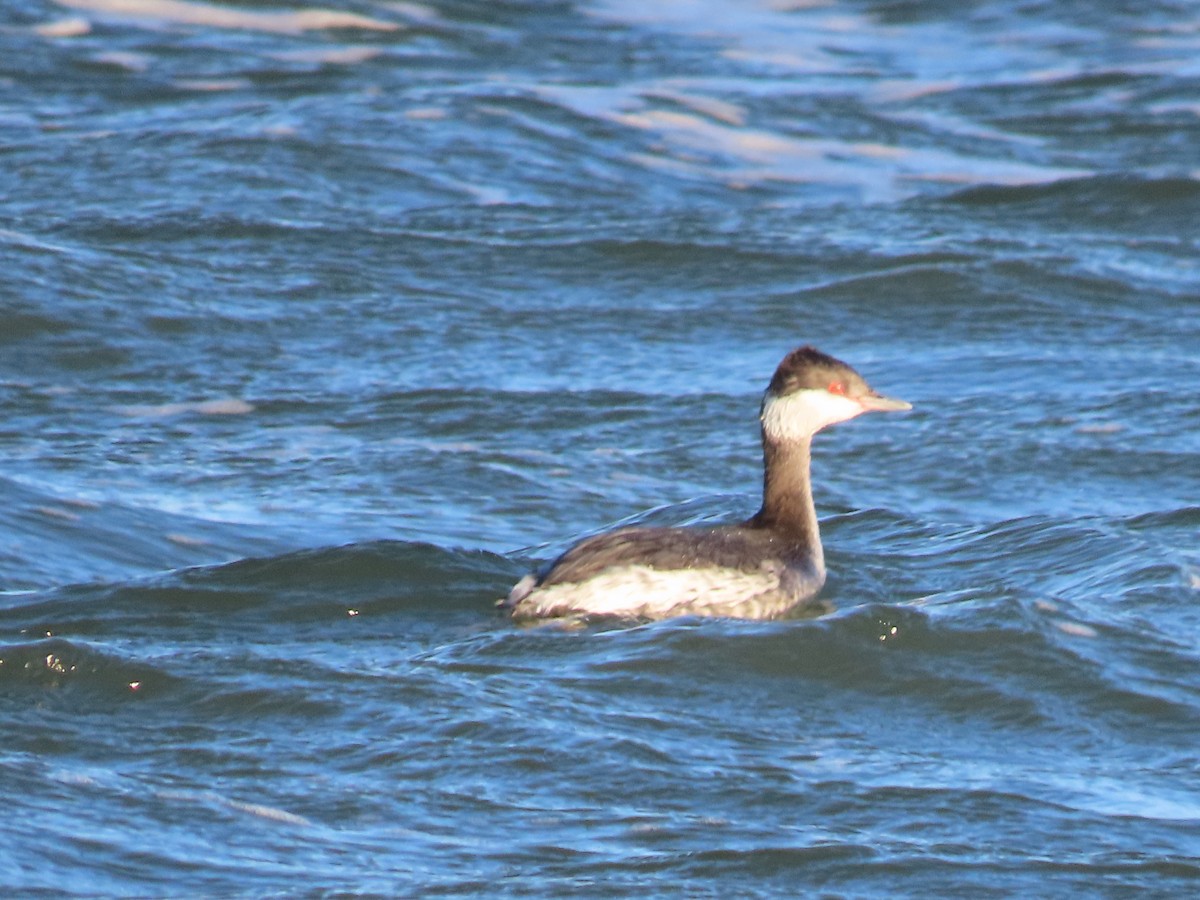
xmin=3 ymin=0 xmax=1199 ymax=894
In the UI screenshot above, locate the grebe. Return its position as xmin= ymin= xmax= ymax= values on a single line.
xmin=502 ymin=346 xmax=910 ymax=621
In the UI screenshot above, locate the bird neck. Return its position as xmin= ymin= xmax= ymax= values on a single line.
xmin=748 ymin=435 xmax=823 ymax=572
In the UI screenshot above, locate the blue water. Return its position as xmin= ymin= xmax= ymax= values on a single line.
xmin=2 ymin=0 xmax=1199 ymax=895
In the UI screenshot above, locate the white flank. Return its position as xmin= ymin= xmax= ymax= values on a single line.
xmin=760 ymin=388 xmax=863 ymax=443
xmin=514 ymin=564 xmax=805 ymax=620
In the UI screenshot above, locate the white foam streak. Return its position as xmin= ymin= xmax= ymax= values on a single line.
xmin=54 ymin=0 xmax=401 ymax=34
xmin=116 ymin=398 xmax=255 ymax=418
xmin=35 ymin=17 xmax=92 ymax=37
xmin=535 ymin=82 xmax=1088 ymax=202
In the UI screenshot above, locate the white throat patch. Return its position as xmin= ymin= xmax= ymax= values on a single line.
xmin=760 ymin=389 xmax=864 ymax=442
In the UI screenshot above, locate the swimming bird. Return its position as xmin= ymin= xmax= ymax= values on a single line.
xmin=502 ymin=345 xmax=910 ymax=621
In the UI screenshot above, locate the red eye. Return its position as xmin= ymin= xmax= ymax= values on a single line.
xmin=828 ymin=381 xmax=846 ymax=395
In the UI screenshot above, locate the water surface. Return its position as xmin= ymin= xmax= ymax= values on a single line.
xmin=2 ymin=0 xmax=1199 ymax=895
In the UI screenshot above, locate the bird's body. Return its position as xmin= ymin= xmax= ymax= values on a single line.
xmin=506 ymin=523 xmax=821 ymax=620
xmin=503 ymin=346 xmax=909 ymax=621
